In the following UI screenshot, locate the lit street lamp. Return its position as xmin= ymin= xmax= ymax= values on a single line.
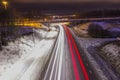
xmin=2 ymin=0 xmax=8 ymax=9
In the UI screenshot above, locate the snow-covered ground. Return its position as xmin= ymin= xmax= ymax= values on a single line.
xmin=101 ymin=43 xmax=120 ymax=58
xmin=99 ymin=41 xmax=120 ymax=74
xmin=0 ymin=27 xmax=58 ymax=80
xmin=73 ymin=23 xmax=90 ymax=37
xmin=73 ymin=22 xmax=120 ymax=38
xmin=77 ymin=37 xmax=116 ymax=48
xmin=70 ymin=23 xmax=120 ymax=80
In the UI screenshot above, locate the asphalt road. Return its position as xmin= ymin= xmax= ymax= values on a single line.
xmin=1 ymin=24 xmax=97 ymax=80
xmin=40 ymin=25 xmax=94 ymax=80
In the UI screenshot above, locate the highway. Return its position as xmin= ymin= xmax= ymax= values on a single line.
xmin=38 ymin=17 xmax=120 ymax=23
xmin=0 ymin=24 xmax=98 ymax=80
xmin=40 ymin=24 xmax=95 ymax=80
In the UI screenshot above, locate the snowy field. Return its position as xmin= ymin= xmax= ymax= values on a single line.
xmin=70 ymin=21 xmax=120 ymax=79
xmin=72 ymin=32 xmax=119 ymax=80
xmin=0 ymin=27 xmax=58 ymax=80
xmin=73 ymin=22 xmax=120 ymax=38
xmin=98 ymin=40 xmax=120 ymax=74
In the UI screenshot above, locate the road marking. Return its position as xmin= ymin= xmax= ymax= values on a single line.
xmin=57 ymin=25 xmax=64 ymax=80
xmin=44 ymin=25 xmax=65 ymax=80
xmin=44 ymin=34 xmax=60 ymax=80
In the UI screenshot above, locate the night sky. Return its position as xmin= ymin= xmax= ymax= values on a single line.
xmin=11 ymin=0 xmax=120 ymax=14
xmin=12 ymin=0 xmax=120 ymax=3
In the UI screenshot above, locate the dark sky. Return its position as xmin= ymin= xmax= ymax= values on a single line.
xmin=12 ymin=0 xmax=120 ymax=3
xmin=11 ymin=0 xmax=120 ymax=15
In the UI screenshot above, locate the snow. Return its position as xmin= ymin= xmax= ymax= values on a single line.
xmin=78 ymin=37 xmax=116 ymax=48
xmin=73 ymin=23 xmax=90 ymax=37
xmin=18 ymin=27 xmax=33 ymax=35
xmin=0 ymin=27 xmax=58 ymax=79
xmin=102 ymin=44 xmax=120 ymax=57
xmin=90 ymin=22 xmax=112 ymax=30
xmin=73 ymin=22 xmax=120 ymax=38
xmin=100 ymin=42 xmax=120 ymax=74
xmin=70 ymin=24 xmax=120 ymax=80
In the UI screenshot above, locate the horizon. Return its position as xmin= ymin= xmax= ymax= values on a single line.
xmin=11 ymin=2 xmax=120 ymax=13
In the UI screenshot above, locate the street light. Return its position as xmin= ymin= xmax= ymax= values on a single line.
xmin=2 ymin=0 xmax=8 ymax=9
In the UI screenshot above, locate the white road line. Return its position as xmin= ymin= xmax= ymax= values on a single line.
xmin=44 ymin=28 xmax=61 ymax=80
xmin=57 ymin=25 xmax=65 ymax=80
xmin=49 ymin=25 xmax=63 ymax=80
xmin=54 ymin=46 xmax=60 ymax=80
xmin=49 ymin=35 xmax=61 ymax=80
xmin=44 ymin=25 xmax=65 ymax=80
xmin=54 ymin=25 xmax=64 ymax=80
xmin=43 ymin=40 xmax=58 ymax=80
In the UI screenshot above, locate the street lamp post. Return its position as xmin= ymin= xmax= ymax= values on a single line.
xmin=2 ymin=0 xmax=8 ymax=9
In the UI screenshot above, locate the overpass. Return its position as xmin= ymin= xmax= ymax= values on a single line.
xmin=40 ymin=17 xmax=120 ymax=23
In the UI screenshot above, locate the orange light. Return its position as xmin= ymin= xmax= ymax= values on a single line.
xmin=2 ymin=0 xmax=8 ymax=9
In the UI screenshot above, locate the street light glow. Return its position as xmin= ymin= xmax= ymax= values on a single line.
xmin=2 ymin=0 xmax=8 ymax=9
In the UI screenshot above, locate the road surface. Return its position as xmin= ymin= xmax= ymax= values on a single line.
xmin=40 ymin=25 xmax=97 ymax=80
xmin=0 ymin=24 xmax=97 ymax=80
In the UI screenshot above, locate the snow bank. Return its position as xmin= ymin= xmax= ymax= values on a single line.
xmin=0 ymin=28 xmax=50 ymax=76
xmin=99 ymin=41 xmax=120 ymax=73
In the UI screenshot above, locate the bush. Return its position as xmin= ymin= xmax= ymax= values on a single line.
xmin=88 ymin=22 xmax=109 ymax=38
xmin=96 ymin=40 xmax=120 ymax=74
xmin=108 ymin=28 xmax=120 ymax=38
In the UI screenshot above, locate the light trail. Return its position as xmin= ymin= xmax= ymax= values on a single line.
xmin=64 ymin=25 xmax=89 ymax=80
xmin=42 ymin=24 xmax=90 ymax=80
xmin=64 ymin=25 xmax=81 ymax=80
